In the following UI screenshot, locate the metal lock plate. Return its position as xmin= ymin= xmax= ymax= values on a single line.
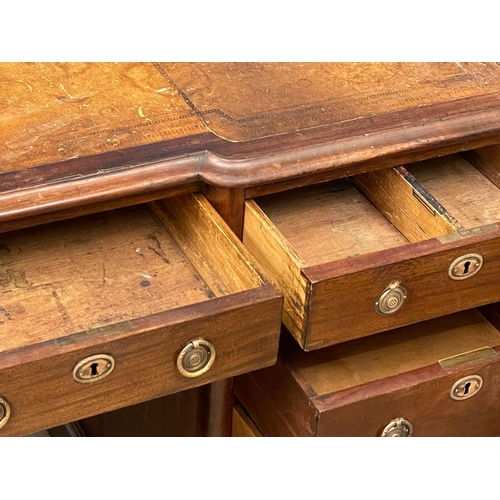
xmin=450 ymin=375 xmax=483 ymax=400
xmin=73 ymin=354 xmax=115 ymax=383
xmin=177 ymin=339 xmax=216 ymax=378
xmin=0 ymin=396 xmax=11 ymax=430
xmin=375 ymin=281 xmax=407 ymax=316
xmin=448 ymin=254 xmax=483 ymax=280
xmin=381 ymin=417 xmax=413 ymax=437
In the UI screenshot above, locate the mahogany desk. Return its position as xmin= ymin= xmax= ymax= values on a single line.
xmin=2 ymin=63 xmax=500 ymax=436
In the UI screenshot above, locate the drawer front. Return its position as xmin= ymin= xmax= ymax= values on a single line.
xmin=0 ymin=288 xmax=281 ymax=437
xmin=315 ymin=360 xmax=500 ymax=437
xmin=0 ymin=193 xmax=282 ymax=436
xmin=236 ymin=352 xmax=500 ymax=437
xmin=304 ymin=233 xmax=500 ymax=349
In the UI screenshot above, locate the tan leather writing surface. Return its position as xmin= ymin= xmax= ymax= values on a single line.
xmin=0 ymin=62 xmax=206 ymax=173
xmin=2 ymin=62 xmax=500 ymax=177
xmin=158 ymin=62 xmax=500 ymax=141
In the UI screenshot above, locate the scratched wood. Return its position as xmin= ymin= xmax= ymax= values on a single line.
xmin=2 ymin=63 xmax=500 ymax=177
xmin=0 ymin=193 xmax=283 ymax=436
xmin=3 ymin=64 xmax=500 ymax=231
xmin=406 ymin=154 xmax=500 ymax=229
xmin=256 ymin=179 xmax=409 ymax=266
xmin=0 ymin=204 xmax=214 ymax=351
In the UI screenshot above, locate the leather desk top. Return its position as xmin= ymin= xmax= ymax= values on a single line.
xmin=3 ymin=62 xmax=500 ymax=223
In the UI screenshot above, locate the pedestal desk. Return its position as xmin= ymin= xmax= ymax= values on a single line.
xmin=2 ymin=63 xmax=500 ymax=436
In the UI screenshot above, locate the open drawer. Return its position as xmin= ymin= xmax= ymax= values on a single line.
xmin=0 ymin=193 xmax=282 ymax=436
xmin=243 ymin=147 xmax=500 ymax=350
xmin=235 ymin=307 xmax=500 ymax=436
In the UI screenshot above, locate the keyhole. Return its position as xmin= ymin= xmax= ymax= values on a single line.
xmin=463 ymin=381 xmax=471 ymax=395
xmin=90 ymin=362 xmax=99 ymax=377
xmin=463 ymin=261 xmax=471 ymax=275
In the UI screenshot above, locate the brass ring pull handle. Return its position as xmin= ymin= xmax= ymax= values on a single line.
xmin=0 ymin=396 xmax=11 ymax=430
xmin=177 ymin=339 xmax=216 ymax=378
xmin=381 ymin=417 xmax=413 ymax=437
xmin=375 ymin=281 xmax=407 ymax=316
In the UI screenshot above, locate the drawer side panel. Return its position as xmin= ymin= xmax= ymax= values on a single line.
xmin=243 ymin=200 xmax=310 ymax=345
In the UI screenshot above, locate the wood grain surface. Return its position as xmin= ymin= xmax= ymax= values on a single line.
xmin=0 ymin=204 xmax=212 ymax=349
xmin=243 ymin=200 xmax=309 ymax=341
xmin=406 ymin=154 xmax=500 ymax=228
xmin=236 ymin=309 xmax=500 ymax=436
xmin=314 ymin=359 xmax=500 ymax=436
xmin=5 ymin=63 xmax=500 ymax=437
xmin=256 ymin=179 xmax=409 ymax=265
xmin=288 ymin=309 xmax=500 ymax=395
xmin=245 ymin=152 xmax=500 ymax=350
xmin=304 ymin=232 xmax=500 ymax=349
xmin=0 ymin=285 xmax=281 ymax=436
xmin=464 ymin=145 xmax=500 ymax=189
xmin=354 ymin=166 xmax=460 ymax=242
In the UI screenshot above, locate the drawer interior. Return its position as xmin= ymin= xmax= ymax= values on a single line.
xmin=0 ymin=193 xmax=265 ymax=353
xmin=253 ymin=153 xmax=500 ymax=268
xmin=285 ymin=308 xmax=500 ymax=396
xmin=405 ymin=155 xmax=500 ymax=230
xmin=256 ymin=179 xmax=409 ymax=266
xmin=354 ymin=153 xmax=500 ymax=244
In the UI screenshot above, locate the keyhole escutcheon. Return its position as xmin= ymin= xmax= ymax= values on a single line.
xmin=73 ymin=354 xmax=115 ymax=384
xmin=450 ymin=375 xmax=483 ymax=400
xmin=448 ymin=254 xmax=483 ymax=280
